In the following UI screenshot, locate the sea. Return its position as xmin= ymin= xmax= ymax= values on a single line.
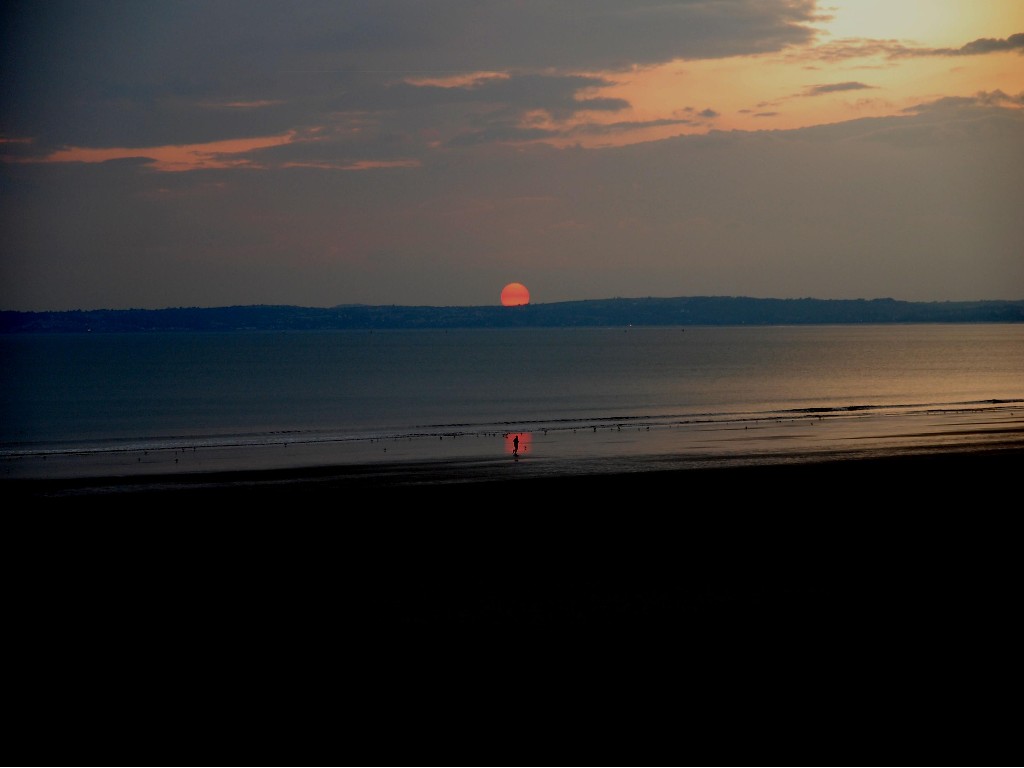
xmin=2 ymin=324 xmax=1023 ymax=478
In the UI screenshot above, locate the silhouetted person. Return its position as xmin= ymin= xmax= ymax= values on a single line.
xmin=512 ymin=435 xmax=519 ymax=456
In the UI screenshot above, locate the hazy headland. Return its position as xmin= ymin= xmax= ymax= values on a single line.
xmin=3 ymin=295 xmax=1024 ymax=333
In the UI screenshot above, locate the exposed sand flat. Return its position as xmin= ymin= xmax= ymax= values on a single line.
xmin=4 ymin=402 xmax=1022 ymax=491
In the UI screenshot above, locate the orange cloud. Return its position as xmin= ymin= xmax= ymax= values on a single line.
xmin=31 ymin=131 xmax=298 ymax=172
xmin=404 ymin=72 xmax=509 ymax=88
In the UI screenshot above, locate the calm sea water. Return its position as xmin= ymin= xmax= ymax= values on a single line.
xmin=2 ymin=324 xmax=1022 ymax=458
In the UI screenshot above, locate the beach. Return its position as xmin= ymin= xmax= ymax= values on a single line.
xmin=7 ymin=415 xmax=1021 ymax=765
xmin=7 ymin=406 xmax=1022 ymax=629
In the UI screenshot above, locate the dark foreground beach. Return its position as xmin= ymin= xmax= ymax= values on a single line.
xmin=8 ymin=437 xmax=1022 ymax=624
xmin=7 ymin=440 xmax=1022 ymax=763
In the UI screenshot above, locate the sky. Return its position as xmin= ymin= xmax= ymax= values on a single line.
xmin=1 ymin=0 xmax=1022 ymax=311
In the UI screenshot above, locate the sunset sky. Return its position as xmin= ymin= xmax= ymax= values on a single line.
xmin=2 ymin=1 xmax=1022 ymax=310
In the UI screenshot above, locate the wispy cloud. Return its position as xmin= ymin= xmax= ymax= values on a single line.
xmin=565 ymin=118 xmax=694 ymax=137
xmin=801 ymin=81 xmax=875 ymax=97
xmin=806 ymin=32 xmax=1024 ymax=63
xmin=920 ymin=31 xmax=1024 ymax=57
xmin=22 ymin=132 xmax=299 ymax=172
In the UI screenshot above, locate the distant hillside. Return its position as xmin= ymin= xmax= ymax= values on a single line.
xmin=3 ymin=296 xmax=1023 ymax=332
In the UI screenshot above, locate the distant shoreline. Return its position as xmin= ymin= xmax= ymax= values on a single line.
xmin=4 ymin=296 xmax=1024 ymax=332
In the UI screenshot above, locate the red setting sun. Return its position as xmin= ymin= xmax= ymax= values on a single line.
xmin=500 ymin=282 xmax=530 ymax=306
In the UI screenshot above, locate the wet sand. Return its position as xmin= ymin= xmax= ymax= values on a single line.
xmin=6 ymin=401 xmax=1023 ymax=492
